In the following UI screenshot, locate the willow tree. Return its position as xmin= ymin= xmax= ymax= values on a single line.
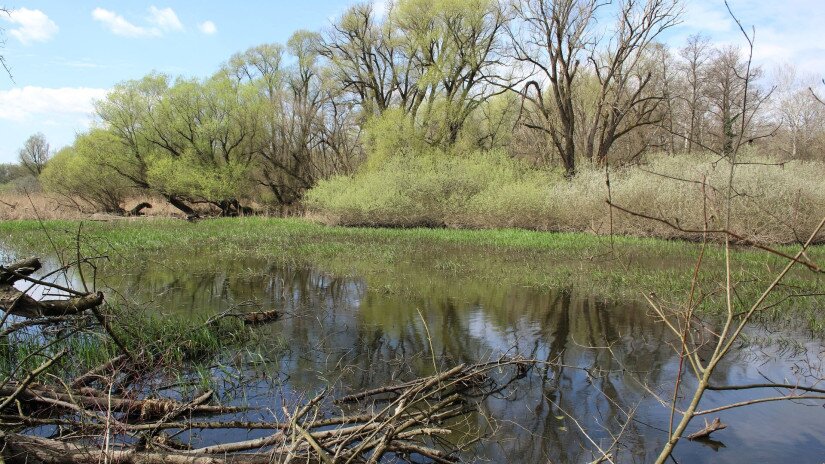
xmin=320 ymin=0 xmax=511 ymax=151
xmin=93 ymin=73 xmax=262 ymax=216
xmin=41 ymin=130 xmax=133 ymax=214
xmin=225 ymin=33 xmax=361 ymax=207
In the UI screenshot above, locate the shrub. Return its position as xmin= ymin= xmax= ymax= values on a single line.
xmin=307 ymin=150 xmax=825 ymax=243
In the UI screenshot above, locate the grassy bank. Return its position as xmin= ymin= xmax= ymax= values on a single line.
xmin=1 ymin=217 xmax=823 ymax=331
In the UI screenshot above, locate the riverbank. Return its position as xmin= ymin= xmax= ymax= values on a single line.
xmin=2 ymin=217 xmax=823 ymax=331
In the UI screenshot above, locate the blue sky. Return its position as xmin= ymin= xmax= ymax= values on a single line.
xmin=0 ymin=0 xmax=823 ymax=163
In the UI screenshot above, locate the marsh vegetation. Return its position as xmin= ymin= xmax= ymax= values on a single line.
xmin=1 ymin=0 xmax=824 ymax=462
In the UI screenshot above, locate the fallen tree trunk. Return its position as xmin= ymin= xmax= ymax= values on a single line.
xmin=0 ymin=288 xmax=104 ymax=318
xmin=1 ymin=258 xmax=105 ymax=318
xmin=127 ymin=202 xmax=152 ymax=217
xmin=0 ymin=432 xmax=278 ymax=464
xmin=0 ymin=384 xmax=240 ymax=421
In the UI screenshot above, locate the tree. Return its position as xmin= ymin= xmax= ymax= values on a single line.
xmin=320 ymin=0 xmax=511 ymax=150
xmin=40 ymin=131 xmax=132 ymax=214
xmin=678 ymin=34 xmax=712 ymax=153
xmin=769 ymin=64 xmax=825 ymax=160
xmin=18 ymin=133 xmax=51 ymax=176
xmin=512 ymin=0 xmax=681 ymax=176
xmin=704 ymin=45 xmax=766 ymax=155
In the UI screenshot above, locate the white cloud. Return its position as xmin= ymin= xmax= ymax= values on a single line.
xmin=3 ymin=8 xmax=59 ymax=45
xmin=148 ymin=6 xmax=183 ymax=32
xmin=92 ymin=6 xmax=184 ymax=38
xmin=198 ymin=20 xmax=217 ymax=35
xmin=92 ymin=7 xmax=158 ymax=38
xmin=0 ymin=86 xmax=108 ymax=122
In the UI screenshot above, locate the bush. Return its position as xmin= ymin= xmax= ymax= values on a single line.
xmin=307 ymin=150 xmax=825 ymax=243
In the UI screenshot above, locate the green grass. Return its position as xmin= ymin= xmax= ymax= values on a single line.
xmin=1 ymin=217 xmax=823 ymax=333
xmin=0 ymin=300 xmax=276 ymax=386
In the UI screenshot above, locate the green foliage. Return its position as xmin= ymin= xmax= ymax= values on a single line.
xmin=41 ymin=130 xmax=133 ymax=213
xmin=307 ymin=149 xmax=561 ymax=227
xmin=147 ymin=154 xmax=251 ymax=202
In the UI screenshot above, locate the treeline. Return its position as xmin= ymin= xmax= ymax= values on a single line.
xmin=11 ymin=0 xmax=825 ymax=218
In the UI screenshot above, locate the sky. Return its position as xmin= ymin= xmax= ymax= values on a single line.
xmin=0 ymin=0 xmax=823 ymax=164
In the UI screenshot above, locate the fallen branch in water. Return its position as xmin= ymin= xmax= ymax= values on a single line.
xmin=1 ymin=359 xmax=531 ymax=463
xmin=0 ymin=257 xmax=105 ymax=319
xmin=687 ymin=417 xmax=727 ymax=440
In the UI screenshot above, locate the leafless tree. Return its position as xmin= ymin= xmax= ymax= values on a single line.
xmin=512 ymin=0 xmax=681 ymax=176
xmin=18 ymin=133 xmax=51 ymax=176
xmin=511 ymin=0 xmax=598 ymax=176
xmin=678 ymin=34 xmax=712 ymax=153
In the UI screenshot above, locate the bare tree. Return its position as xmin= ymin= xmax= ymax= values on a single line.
xmin=512 ymin=0 xmax=681 ymax=176
xmin=18 ymin=133 xmax=51 ymax=176
xmin=678 ymin=34 xmax=712 ymax=153
xmin=1 ymin=7 xmax=11 ymax=79
xmin=771 ymin=64 xmax=825 ymax=160
xmin=511 ymin=0 xmax=597 ymax=176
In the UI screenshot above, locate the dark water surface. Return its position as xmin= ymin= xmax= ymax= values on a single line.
xmin=4 ymin=248 xmax=824 ymax=463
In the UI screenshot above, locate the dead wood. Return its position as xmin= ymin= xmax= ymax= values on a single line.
xmin=127 ymin=202 xmax=153 ymax=217
xmin=0 ymin=257 xmax=529 ymax=464
xmin=687 ymin=417 xmax=728 ymax=440
xmin=0 ymin=432 xmax=278 ymax=464
xmin=0 ymin=257 xmax=42 ymax=285
xmin=0 ymin=288 xmax=104 ymax=318
xmin=0 ymin=384 xmax=240 ymax=421
xmin=1 ymin=258 xmax=104 ymax=319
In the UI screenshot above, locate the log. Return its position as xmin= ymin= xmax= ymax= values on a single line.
xmin=1 ymin=258 xmax=103 ymax=318
xmin=0 ymin=432 xmax=279 ymax=464
xmin=0 ymin=384 xmax=239 ymax=421
xmin=127 ymin=202 xmax=153 ymax=217
xmin=0 ymin=257 xmax=42 ymax=285
xmin=0 ymin=288 xmax=104 ymax=318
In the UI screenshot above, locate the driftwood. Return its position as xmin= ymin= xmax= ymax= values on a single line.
xmin=0 ymin=384 xmax=240 ymax=422
xmin=0 ymin=360 xmax=532 ymax=464
xmin=0 ymin=258 xmax=104 ymax=318
xmin=687 ymin=417 xmax=728 ymax=440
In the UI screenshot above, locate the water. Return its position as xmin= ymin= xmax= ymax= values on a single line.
xmin=4 ymin=249 xmax=824 ymax=463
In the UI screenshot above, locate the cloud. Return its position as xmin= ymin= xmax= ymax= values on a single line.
xmin=148 ymin=6 xmax=183 ymax=32
xmin=92 ymin=7 xmax=158 ymax=37
xmin=92 ymin=6 xmax=183 ymax=38
xmin=3 ymin=8 xmax=59 ymax=45
xmin=0 ymin=86 xmax=108 ymax=122
xmin=198 ymin=20 xmax=217 ymax=35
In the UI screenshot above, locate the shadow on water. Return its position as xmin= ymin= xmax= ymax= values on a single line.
xmin=2 ymin=247 xmax=823 ymax=463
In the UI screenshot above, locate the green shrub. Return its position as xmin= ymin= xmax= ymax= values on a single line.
xmin=307 ymin=150 xmax=825 ymax=243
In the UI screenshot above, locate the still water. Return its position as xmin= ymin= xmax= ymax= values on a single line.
xmin=6 ymin=249 xmax=825 ymax=463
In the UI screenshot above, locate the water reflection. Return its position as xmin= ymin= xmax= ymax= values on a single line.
xmin=4 ymin=248 xmax=824 ymax=463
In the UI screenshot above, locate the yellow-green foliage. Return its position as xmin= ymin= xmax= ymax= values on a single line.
xmin=307 ymin=150 xmax=825 ymax=243
xmin=147 ymin=154 xmax=251 ymax=203
xmin=306 ymin=150 xmax=560 ymax=227
xmin=41 ymin=130 xmax=133 ymax=213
